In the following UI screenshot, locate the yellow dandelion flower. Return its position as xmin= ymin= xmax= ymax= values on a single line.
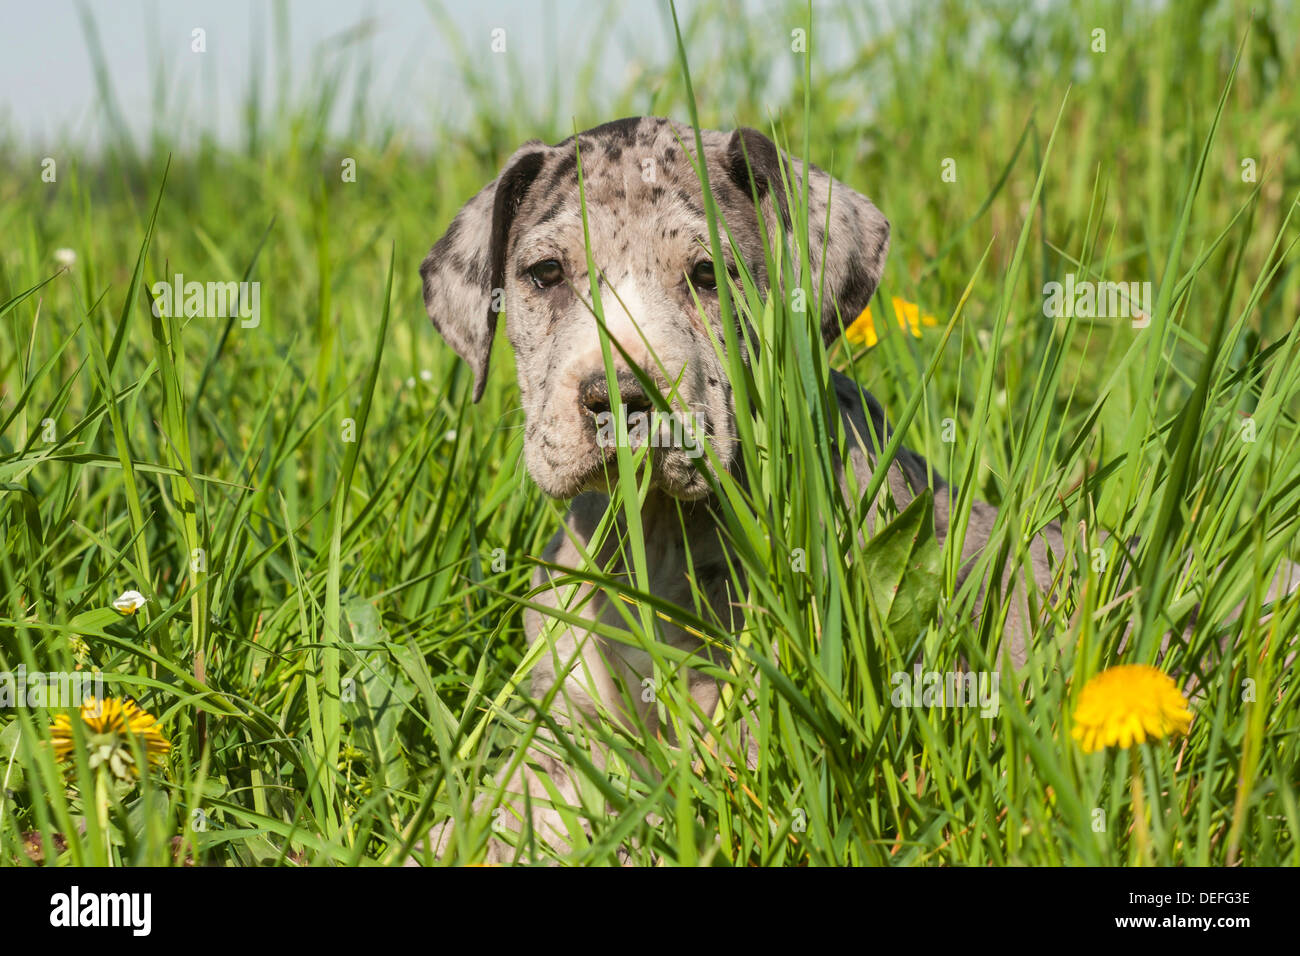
xmin=1071 ymin=665 xmax=1193 ymax=754
xmin=844 ymin=297 xmax=938 ymax=348
xmin=50 ymin=697 xmax=170 ymax=782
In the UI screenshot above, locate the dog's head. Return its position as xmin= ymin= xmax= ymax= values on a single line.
xmin=420 ymin=117 xmax=889 ymax=499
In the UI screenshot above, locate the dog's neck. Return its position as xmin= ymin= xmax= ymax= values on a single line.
xmin=628 ymin=487 xmax=729 ymax=548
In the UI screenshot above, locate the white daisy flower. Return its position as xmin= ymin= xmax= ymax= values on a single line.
xmin=112 ymin=590 xmax=147 ymax=615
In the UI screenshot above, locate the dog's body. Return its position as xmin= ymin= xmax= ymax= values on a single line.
xmin=416 ymin=116 xmax=1289 ymax=864
xmin=524 ymin=366 xmax=1061 ymax=734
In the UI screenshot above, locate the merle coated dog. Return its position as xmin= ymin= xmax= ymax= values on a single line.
xmin=416 ymin=116 xmax=1292 ymax=863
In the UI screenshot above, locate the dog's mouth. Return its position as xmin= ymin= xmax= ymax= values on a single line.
xmin=574 ymin=450 xmax=713 ymax=500
xmin=538 ymin=409 xmax=717 ymax=500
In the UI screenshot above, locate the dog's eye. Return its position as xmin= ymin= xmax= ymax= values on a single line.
xmin=528 ymin=259 xmax=565 ymax=289
xmin=689 ymin=260 xmax=717 ymax=291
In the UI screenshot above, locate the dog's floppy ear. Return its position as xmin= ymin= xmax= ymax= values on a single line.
xmin=420 ymin=143 xmax=549 ymax=402
xmin=725 ymin=127 xmax=890 ymax=346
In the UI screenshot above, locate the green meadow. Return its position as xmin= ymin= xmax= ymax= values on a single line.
xmin=2 ymin=0 xmax=1299 ymax=865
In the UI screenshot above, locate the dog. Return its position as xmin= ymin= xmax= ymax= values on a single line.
xmin=415 ymin=117 xmax=1293 ymax=863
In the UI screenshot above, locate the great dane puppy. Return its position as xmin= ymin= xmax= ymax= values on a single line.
xmin=418 ymin=116 xmax=1273 ymax=863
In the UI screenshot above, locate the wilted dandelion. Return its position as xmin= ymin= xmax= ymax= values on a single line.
xmin=53 ymin=248 xmax=77 ymax=268
xmin=111 ymin=590 xmax=146 ymax=615
xmin=50 ymin=697 xmax=170 ymax=782
xmin=845 ymin=297 xmax=938 ymax=348
xmin=1071 ymin=664 xmax=1193 ymax=753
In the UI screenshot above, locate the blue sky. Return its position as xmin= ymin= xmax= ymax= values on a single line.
xmin=0 ymin=0 xmax=678 ymax=149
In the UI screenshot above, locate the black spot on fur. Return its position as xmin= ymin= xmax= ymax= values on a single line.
xmin=831 ymin=253 xmax=879 ymax=341
xmin=472 ymin=257 xmax=490 ymax=293
xmin=725 ymin=127 xmax=793 ymax=231
xmin=674 ymin=188 xmax=704 ymax=218
xmin=547 ymin=150 xmax=579 ymax=190
xmin=575 ymin=116 xmax=642 ymax=144
xmin=869 ymin=223 xmax=889 ymax=270
xmin=535 ymin=197 xmax=567 ymax=226
xmin=434 ymin=214 xmax=461 ymax=256
xmin=488 ymin=150 xmax=547 ymax=307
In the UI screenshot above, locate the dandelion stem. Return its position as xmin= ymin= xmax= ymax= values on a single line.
xmin=94 ymin=763 xmax=112 ymax=865
xmin=1131 ymin=752 xmax=1151 ymax=866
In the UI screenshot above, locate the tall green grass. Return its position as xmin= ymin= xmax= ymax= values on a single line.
xmin=2 ymin=0 xmax=1299 ymax=866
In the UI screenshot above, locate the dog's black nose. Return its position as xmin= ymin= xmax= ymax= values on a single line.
xmin=579 ymin=370 xmax=653 ymax=418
